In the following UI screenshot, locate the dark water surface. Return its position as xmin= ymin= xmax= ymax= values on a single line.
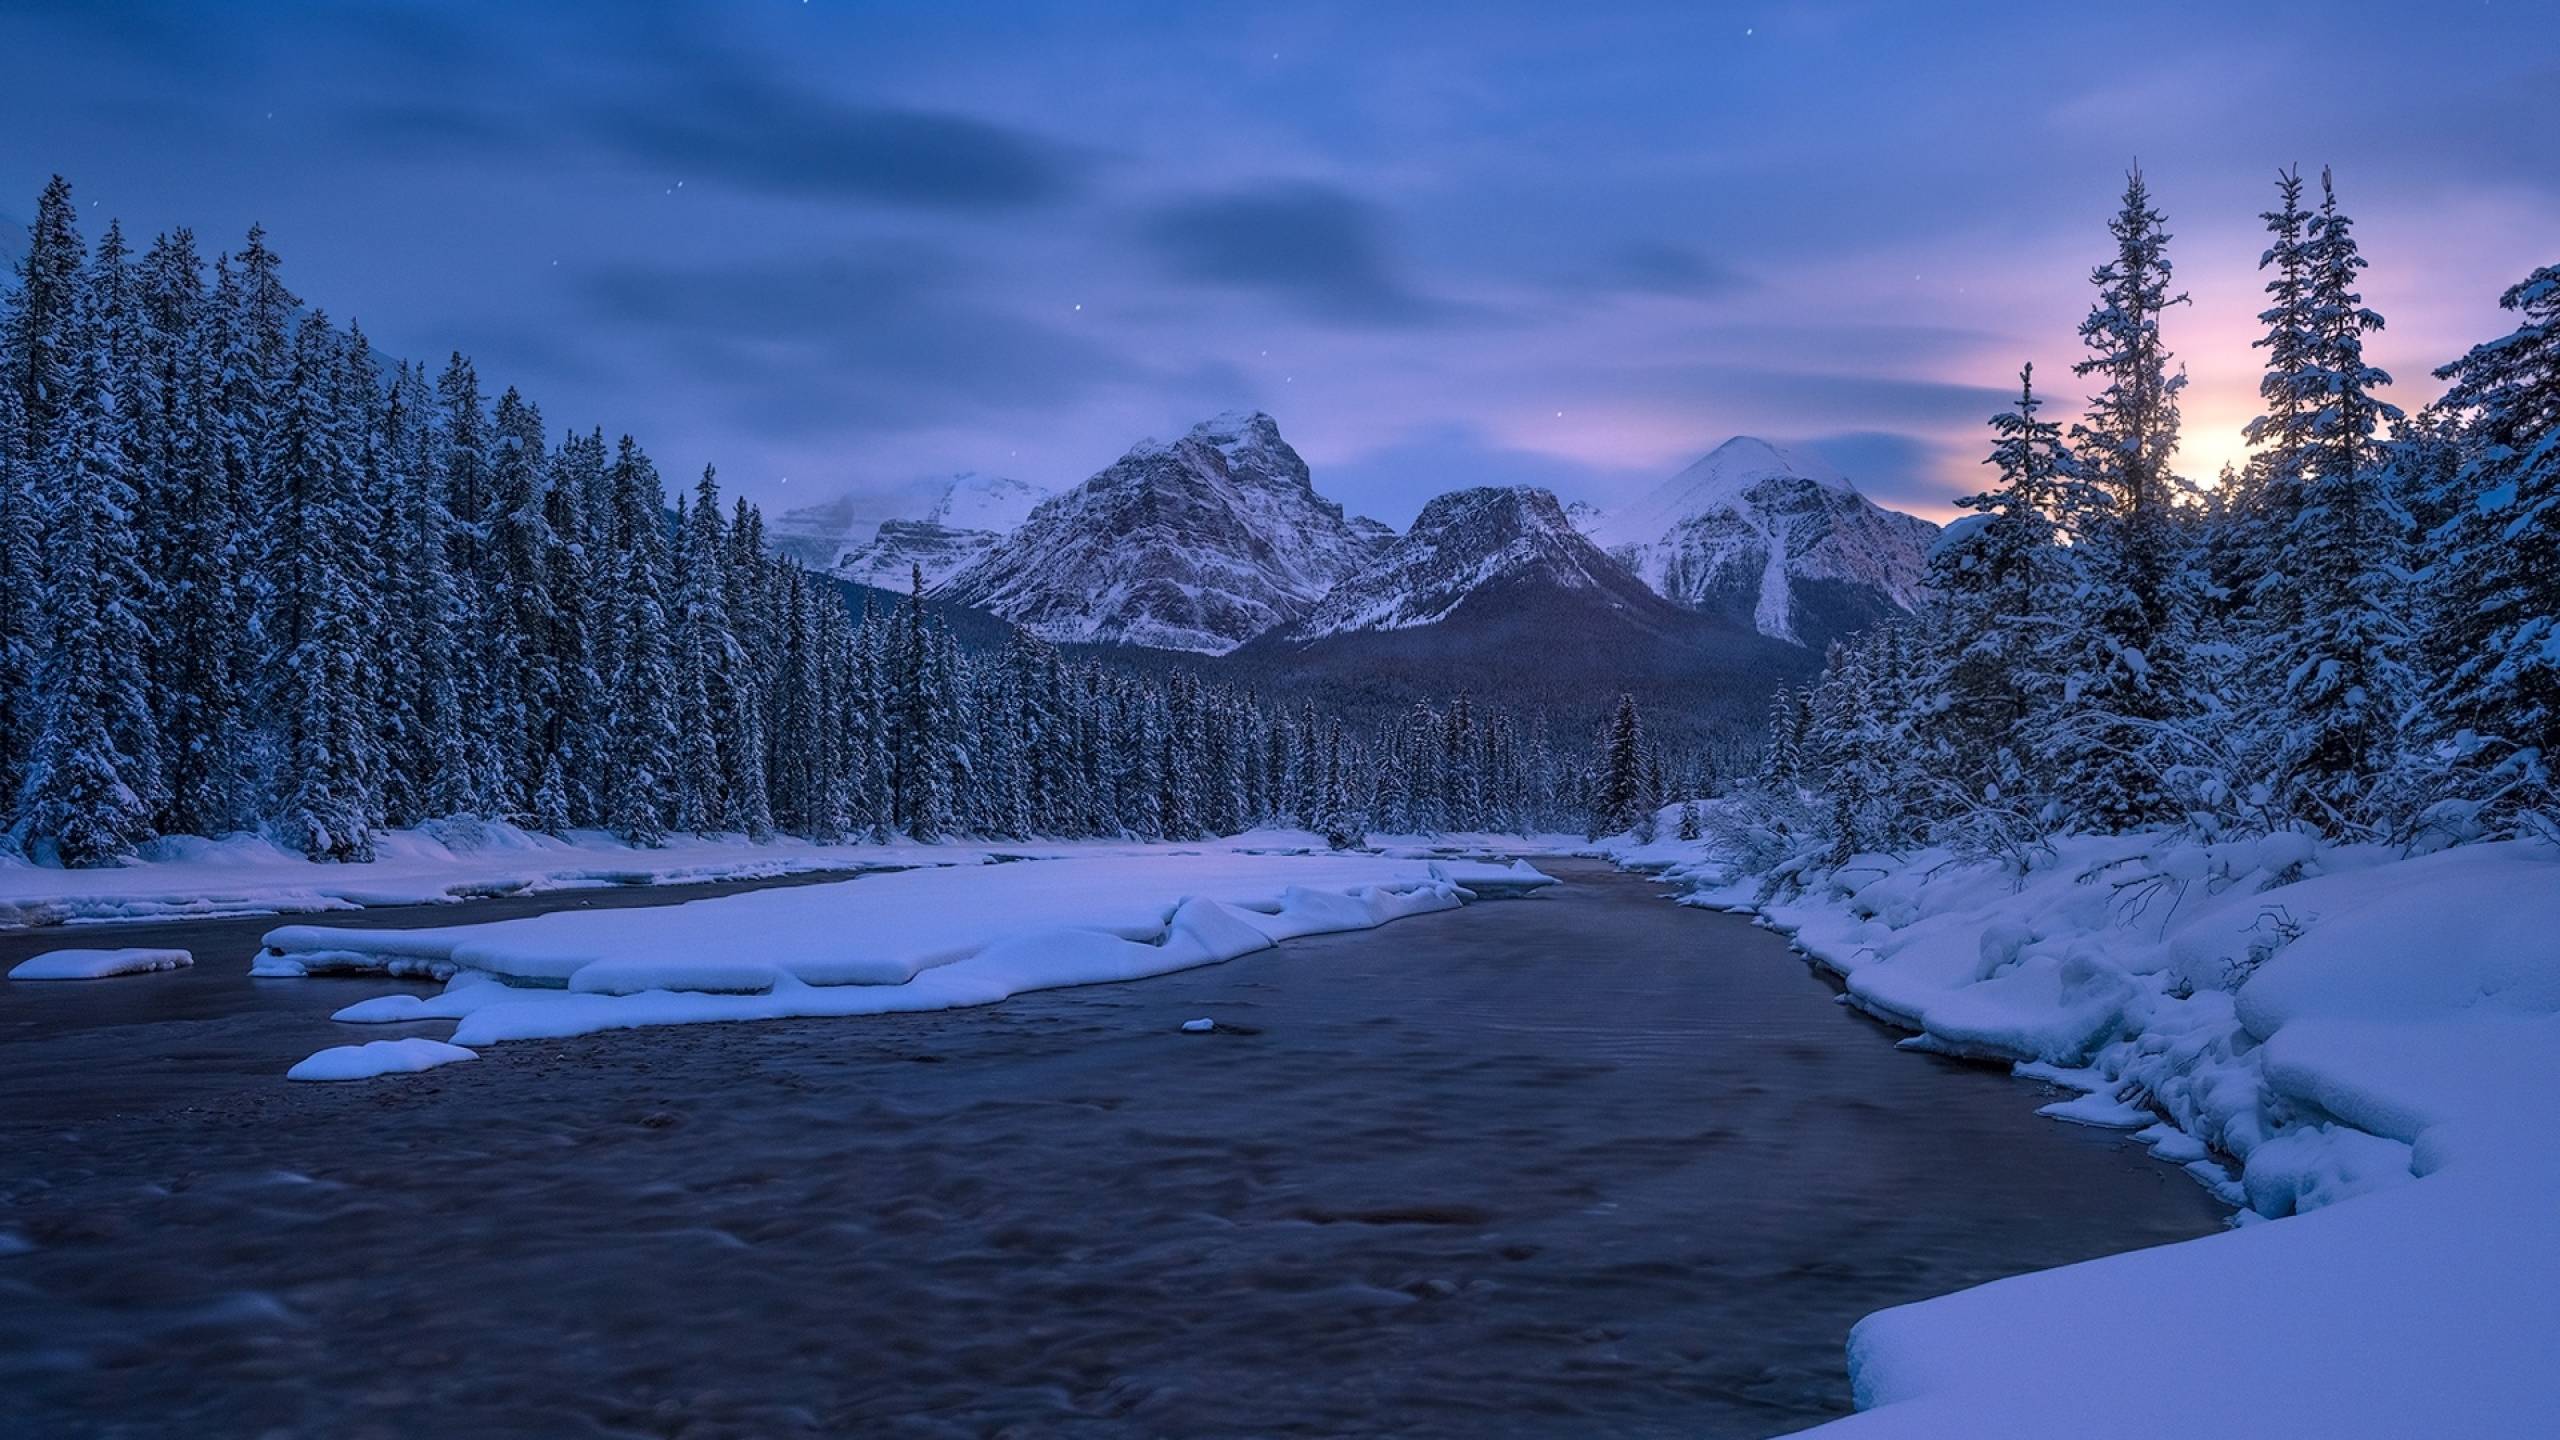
xmin=1 ymin=859 xmax=2226 ymax=1438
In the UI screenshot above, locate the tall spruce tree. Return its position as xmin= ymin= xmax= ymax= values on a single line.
xmin=267 ymin=313 xmax=376 ymax=860
xmin=603 ymin=437 xmax=678 ymax=844
xmin=2429 ymin=263 xmax=2560 ymax=776
xmin=2051 ymin=167 xmax=2194 ymax=829
xmin=2271 ymin=169 xmax=2408 ymax=832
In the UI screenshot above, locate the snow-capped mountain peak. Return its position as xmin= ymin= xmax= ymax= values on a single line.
xmin=937 ymin=412 xmax=1390 ymax=654
xmin=1281 ymin=485 xmax=1663 ymax=640
xmin=1587 ymin=436 xmax=1854 ymax=555
xmin=1585 ymin=436 xmax=1937 ymax=650
xmin=816 ymin=472 xmax=1059 ymax=593
xmin=923 ymin=472 xmax=1051 ymax=533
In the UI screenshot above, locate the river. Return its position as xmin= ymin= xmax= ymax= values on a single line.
xmin=0 ymin=857 xmax=2226 ymax=1438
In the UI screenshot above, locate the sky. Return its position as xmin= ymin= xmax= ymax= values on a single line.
xmin=2 ymin=0 xmax=2553 ymax=531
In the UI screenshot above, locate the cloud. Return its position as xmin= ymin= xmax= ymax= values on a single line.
xmin=1608 ymin=363 xmax=2011 ymax=430
xmin=1787 ymin=430 xmax=1964 ymax=512
xmin=1598 ymin=242 xmax=1748 ymax=297
xmin=1314 ymin=421 xmax=1659 ymax=529
xmin=577 ymin=249 xmax=1140 ymax=437
xmin=589 ymin=71 xmax=1084 ymax=211
xmin=1139 ymin=182 xmax=1465 ymax=327
xmin=340 ymin=100 xmax=531 ymax=156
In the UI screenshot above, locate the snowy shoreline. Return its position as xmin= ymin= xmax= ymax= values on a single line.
xmin=1605 ymin=817 xmax=2560 ymax=1439
xmin=0 ymin=821 xmax=1013 ymax=929
xmin=254 ymin=844 xmax=1557 ymax=1079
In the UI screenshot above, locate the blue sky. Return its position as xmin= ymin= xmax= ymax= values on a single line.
xmin=4 ymin=0 xmax=2552 ymax=526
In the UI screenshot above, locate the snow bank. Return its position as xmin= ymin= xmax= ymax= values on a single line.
xmin=0 ymin=820 xmax=1575 ymax=930
xmin=1616 ymin=820 xmax=2560 ymax=1439
xmin=270 ymin=851 xmax=1551 ymax=1063
xmin=0 ymin=819 xmax=1008 ymax=928
xmin=286 ymin=1037 xmax=479 ymax=1082
xmin=7 ymin=947 xmax=193 ymax=980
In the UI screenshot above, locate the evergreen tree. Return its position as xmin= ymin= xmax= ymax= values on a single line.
xmin=603 ymin=437 xmax=677 ymax=844
xmin=2430 ymin=262 xmax=2560 ymax=775
xmin=18 ymin=227 xmax=161 ymax=863
xmin=1591 ymin=692 xmax=1645 ymax=837
xmin=2231 ymin=166 xmax=2321 ymax=633
xmin=266 ymin=312 xmax=375 ymax=860
xmin=434 ymin=352 xmax=498 ymax=810
xmin=2270 ymin=169 xmax=2409 ymax=832
xmin=543 ymin=429 xmax=606 ymax=822
xmin=1926 ymin=364 xmax=2069 ymax=788
xmin=0 ymin=177 xmax=88 ymax=808
xmin=486 ymin=386 xmax=551 ymax=809
xmin=2051 ymin=167 xmax=2194 ymax=829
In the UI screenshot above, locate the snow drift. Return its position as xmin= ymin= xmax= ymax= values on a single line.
xmin=264 ymin=851 xmax=1553 ymax=1061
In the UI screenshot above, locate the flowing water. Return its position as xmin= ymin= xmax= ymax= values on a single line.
xmin=0 ymin=858 xmax=2226 ymax=1438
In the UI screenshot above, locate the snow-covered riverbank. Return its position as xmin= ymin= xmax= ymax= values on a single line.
xmin=260 ymin=846 xmax=1553 ymax=1077
xmin=1612 ymin=818 xmax=2560 ymax=1439
xmin=0 ymin=822 xmax=968 ymax=927
xmin=0 ymin=821 xmax=1582 ymax=930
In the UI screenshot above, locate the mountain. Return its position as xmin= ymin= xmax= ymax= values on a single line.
xmin=938 ymin=412 xmax=1390 ymax=654
xmin=785 ymin=473 xmax=1055 ymax=592
xmin=766 ymin=495 xmax=872 ymax=571
xmin=1231 ymin=484 xmax=1818 ymax=749
xmin=1588 ymin=436 xmax=1937 ymax=652
xmin=1279 ymin=485 xmax=1664 ymax=640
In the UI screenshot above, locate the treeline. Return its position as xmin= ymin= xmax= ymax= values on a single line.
xmin=1746 ymin=166 xmax=2556 ymax=861
xmin=0 ymin=177 xmax=1622 ymax=865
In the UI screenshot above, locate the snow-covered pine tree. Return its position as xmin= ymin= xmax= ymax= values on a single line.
xmin=379 ymin=360 xmax=472 ymax=822
xmin=18 ymin=211 xmax=164 ymax=864
xmin=76 ymin=219 xmax=167 ymax=826
xmin=337 ymin=323 xmax=397 ymax=830
xmin=1590 ymin=691 xmax=1644 ymax=838
xmin=0 ymin=324 xmax=33 ymax=832
xmin=486 ymin=386 xmax=552 ymax=811
xmin=929 ymin=621 xmax=970 ymax=840
xmin=2228 ymin=166 xmax=2321 ymax=635
xmin=2428 ymin=262 xmax=2560 ymax=797
xmin=603 ymin=436 xmax=678 ymax=845
xmin=135 ymin=226 xmax=243 ymax=838
xmin=1318 ymin=718 xmax=1365 ymax=849
xmin=852 ymin=595 xmax=895 ymax=843
xmin=2050 ymin=167 xmax=2195 ymax=830
xmin=433 ymin=352 xmax=498 ymax=812
xmin=0 ymin=178 xmax=88 ymax=811
xmin=670 ymin=492 xmax=724 ymax=833
xmin=544 ymin=428 xmax=607 ymax=823
xmin=267 ymin=312 xmax=376 ymax=861
xmin=2268 ymin=170 xmax=2409 ymax=834
xmin=1925 ymin=364 xmax=2069 ymax=793
xmin=718 ymin=495 xmax=776 ymax=839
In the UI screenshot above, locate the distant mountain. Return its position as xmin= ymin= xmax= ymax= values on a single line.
xmin=938 ymin=412 xmax=1390 ymax=654
xmin=1279 ymin=485 xmax=1662 ymax=640
xmin=766 ymin=495 xmax=872 ymax=571
xmin=1588 ymin=436 xmax=1937 ymax=652
xmin=835 ymin=473 xmax=1056 ymax=592
xmin=775 ymin=474 xmax=1054 ymax=593
xmin=1232 ymin=483 xmax=1817 ymax=749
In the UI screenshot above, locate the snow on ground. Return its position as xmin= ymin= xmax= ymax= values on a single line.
xmin=0 ymin=820 xmax=1572 ymax=930
xmin=265 ymin=847 xmax=1554 ymax=1069
xmin=7 ymin=947 xmax=193 ymax=980
xmin=0 ymin=820 xmax=1013 ymax=927
xmin=1611 ymin=806 xmax=2560 ymax=1439
xmin=286 ymin=1037 xmax=479 ymax=1083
